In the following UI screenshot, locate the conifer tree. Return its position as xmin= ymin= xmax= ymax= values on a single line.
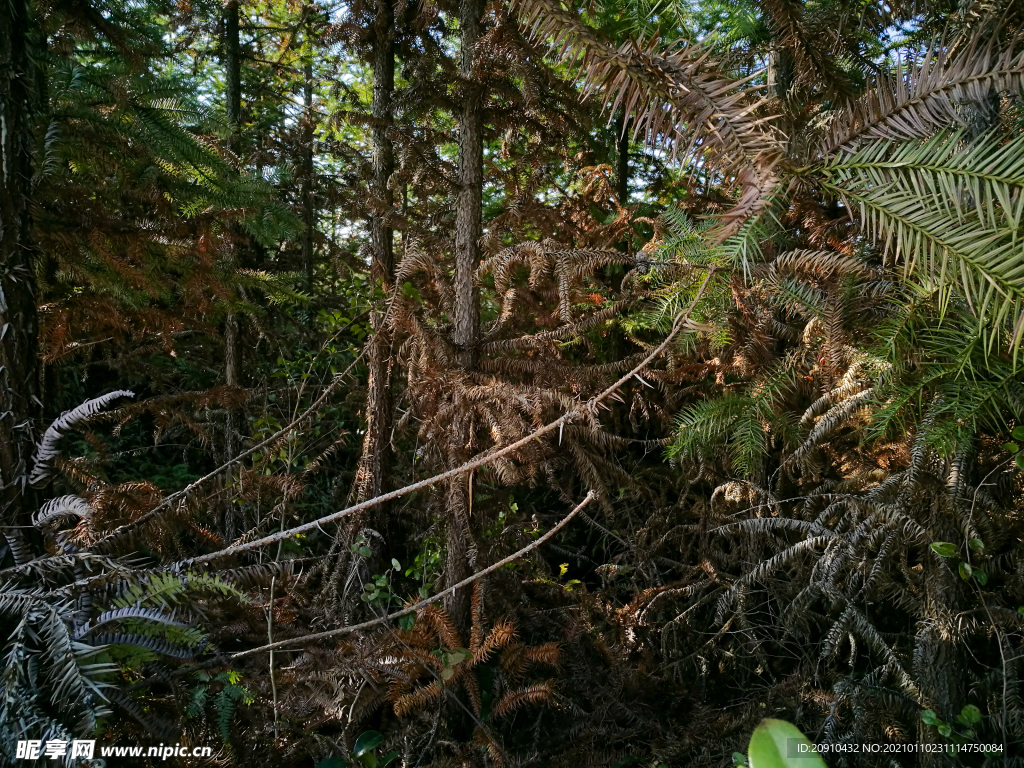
xmin=0 ymin=0 xmax=41 ymax=534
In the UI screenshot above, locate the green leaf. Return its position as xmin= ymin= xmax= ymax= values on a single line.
xmin=968 ymin=538 xmax=984 ymax=551
xmin=1015 ymin=453 xmax=1024 ymax=470
xmin=357 ymin=546 xmax=372 ymax=557
xmin=732 ymin=752 xmax=749 ymax=767
xmin=1002 ymin=442 xmax=1020 ymax=453
xmin=440 ymin=667 xmax=455 ymax=680
xmin=974 ymin=569 xmax=988 ymax=586
xmin=921 ymin=710 xmax=940 ymax=726
xmin=353 ymin=731 xmax=385 ymax=758
xmin=1018 ymin=606 xmax=1024 ymax=617
xmin=1012 ymin=426 xmax=1024 ymax=441
xmin=959 ymin=562 xmax=973 ymax=580
xmin=747 ymin=719 xmax=827 ymax=768
xmin=391 ymin=558 xmax=401 ymax=570
xmin=398 ymin=613 xmax=415 ymax=631
xmin=380 ymin=751 xmax=399 ymax=767
xmin=937 ymin=723 xmax=952 ymax=737
xmin=930 ymin=542 xmax=957 ymax=558
xmin=960 ymin=705 xmax=982 ymax=725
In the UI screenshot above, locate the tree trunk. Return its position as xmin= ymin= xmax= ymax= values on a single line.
xmin=224 ymin=2 xmax=241 ymax=135
xmin=222 ymin=0 xmax=243 ymax=540
xmin=914 ymin=495 xmax=965 ymax=768
xmin=223 ymin=0 xmax=242 ymax=396
xmin=452 ymin=0 xmax=485 ymax=370
xmin=354 ymin=0 xmax=396 ymax=504
xmin=614 ymin=110 xmax=629 ymax=207
xmin=445 ymin=0 xmax=486 ymax=625
xmin=444 ymin=465 xmax=476 ymax=626
xmin=301 ymin=56 xmax=315 ymax=296
xmin=0 ymin=0 xmax=41 ymax=541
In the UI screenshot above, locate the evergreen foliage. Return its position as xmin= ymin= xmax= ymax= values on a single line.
xmin=3 ymin=0 xmax=1024 ymax=765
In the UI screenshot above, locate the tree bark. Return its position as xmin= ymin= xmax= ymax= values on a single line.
xmin=223 ymin=0 xmax=242 ymax=397
xmin=301 ymin=58 xmax=316 ymax=296
xmin=0 ymin=0 xmax=41 ymax=541
xmin=355 ymin=0 xmax=396 ymax=504
xmin=222 ymin=0 xmax=243 ymax=540
xmin=445 ymin=0 xmax=486 ymax=625
xmin=452 ymin=0 xmax=485 ymax=370
xmin=614 ymin=110 xmax=629 ymax=207
xmin=224 ymin=1 xmax=241 ymax=138
xmin=915 ymin=496 xmax=966 ymax=768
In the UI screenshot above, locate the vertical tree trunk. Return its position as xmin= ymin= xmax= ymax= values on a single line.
xmin=223 ymin=0 xmax=242 ymax=397
xmin=915 ymin=496 xmax=966 ymax=768
xmin=224 ymin=1 xmax=241 ymax=136
xmin=452 ymin=0 xmax=485 ymax=369
xmin=0 ymin=0 xmax=41 ymax=541
xmin=445 ymin=0 xmax=486 ymax=625
xmin=354 ymin=0 xmax=396 ymax=504
xmin=222 ymin=0 xmax=243 ymax=540
xmin=301 ymin=58 xmax=316 ymax=296
xmin=613 ymin=110 xmax=630 ymax=268
xmin=614 ymin=110 xmax=629 ymax=207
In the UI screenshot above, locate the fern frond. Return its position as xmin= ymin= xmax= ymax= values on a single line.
xmin=73 ymin=606 xmax=189 ymax=640
xmin=821 ymin=32 xmax=1024 ymax=154
xmin=30 ymin=390 xmax=134 ymax=486
xmin=511 ymin=0 xmax=779 ymax=170
xmin=34 ymin=496 xmax=92 ymax=528
xmin=822 ymin=132 xmax=1024 ymax=354
xmin=491 ymin=681 xmax=556 ymax=719
xmin=87 ymin=633 xmax=199 ymax=658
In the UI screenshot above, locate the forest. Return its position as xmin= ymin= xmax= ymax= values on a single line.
xmin=2 ymin=0 xmax=1024 ymax=765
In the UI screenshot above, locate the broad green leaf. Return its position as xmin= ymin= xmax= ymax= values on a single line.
xmin=748 ymin=719 xmax=827 ymax=768
xmin=440 ymin=666 xmax=455 ymax=680
xmin=1012 ymin=426 xmax=1024 ymax=441
xmin=921 ymin=710 xmax=940 ymax=725
xmin=974 ymin=569 xmax=988 ymax=586
xmin=353 ymin=731 xmax=384 ymax=758
xmin=969 ymin=538 xmax=984 ymax=551
xmin=929 ymin=542 xmax=956 ymax=558
xmin=1001 ymin=442 xmax=1019 ymax=454
xmin=959 ymin=562 xmax=973 ymax=580
xmin=960 ymin=705 xmax=982 ymax=725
